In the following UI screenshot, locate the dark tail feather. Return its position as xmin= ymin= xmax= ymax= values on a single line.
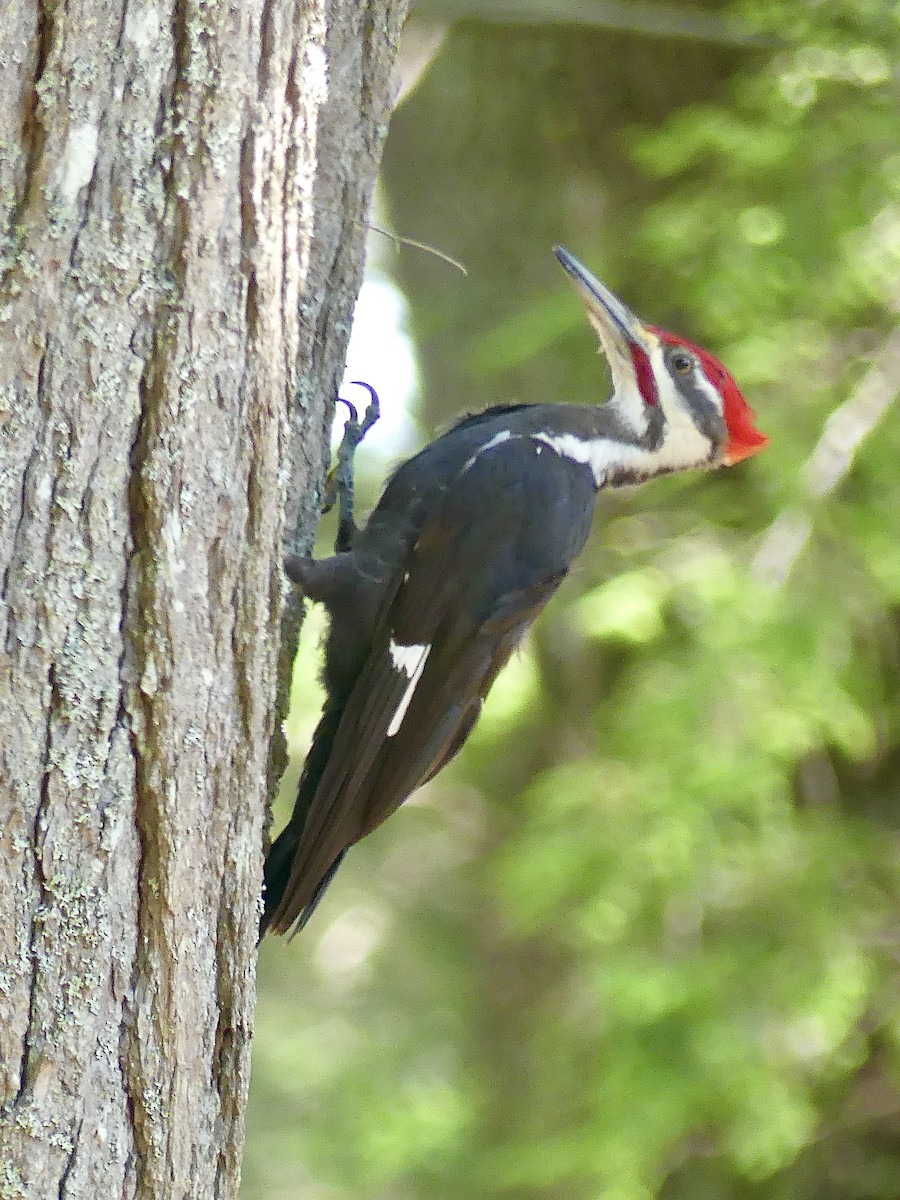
xmin=260 ymin=703 xmax=346 ymax=940
xmin=260 ymin=829 xmax=346 ymax=940
xmin=295 ymin=851 xmax=347 ymax=932
xmin=259 ymin=818 xmax=302 ymax=940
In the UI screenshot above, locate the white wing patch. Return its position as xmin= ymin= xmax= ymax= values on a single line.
xmin=387 ymin=639 xmax=431 ymax=737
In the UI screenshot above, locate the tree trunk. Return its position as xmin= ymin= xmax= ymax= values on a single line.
xmin=0 ymin=0 xmax=405 ymax=1194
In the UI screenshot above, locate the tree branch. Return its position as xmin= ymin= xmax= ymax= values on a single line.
xmin=752 ymin=328 xmax=900 ymax=588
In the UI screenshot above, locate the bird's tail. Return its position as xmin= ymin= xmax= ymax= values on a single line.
xmin=259 ymin=818 xmax=302 ymax=938
xmin=259 ymin=703 xmax=346 ymax=939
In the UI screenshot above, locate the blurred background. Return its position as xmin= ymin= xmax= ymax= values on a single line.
xmin=245 ymin=1 xmax=900 ymax=1196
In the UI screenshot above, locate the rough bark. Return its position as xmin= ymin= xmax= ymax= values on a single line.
xmin=0 ymin=0 xmax=405 ymax=1195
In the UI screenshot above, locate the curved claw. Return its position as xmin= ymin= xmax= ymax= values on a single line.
xmin=348 ymin=380 xmax=379 ymax=408
xmin=347 ymin=381 xmax=380 ymax=433
xmin=322 ymin=382 xmax=381 ymax=551
xmin=333 ymin=382 xmax=379 ymax=433
xmin=335 ymin=395 xmax=359 ymax=424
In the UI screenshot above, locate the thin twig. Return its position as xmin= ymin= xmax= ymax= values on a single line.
xmin=368 ymin=225 xmax=469 ymax=276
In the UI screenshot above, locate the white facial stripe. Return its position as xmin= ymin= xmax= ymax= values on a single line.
xmin=387 ymin=639 xmax=431 ymax=737
xmin=532 ymin=431 xmax=626 ymax=484
xmin=542 ymin=330 xmax=718 ymax=488
xmin=690 ymin=368 xmax=724 ymax=414
xmin=533 ymin=401 xmax=713 ymax=485
xmin=648 ymin=339 xmax=717 ymax=463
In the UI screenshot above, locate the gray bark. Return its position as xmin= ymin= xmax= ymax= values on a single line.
xmin=0 ymin=0 xmax=405 ymax=1195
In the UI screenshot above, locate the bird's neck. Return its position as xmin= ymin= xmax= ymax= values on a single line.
xmin=533 ymin=392 xmax=714 ymax=489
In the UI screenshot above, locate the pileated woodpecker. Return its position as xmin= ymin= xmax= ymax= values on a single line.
xmin=261 ymin=247 xmax=767 ymax=937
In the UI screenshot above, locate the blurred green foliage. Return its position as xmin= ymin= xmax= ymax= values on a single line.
xmin=245 ymin=1 xmax=900 ymax=1197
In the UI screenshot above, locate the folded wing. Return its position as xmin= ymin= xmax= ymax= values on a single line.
xmin=267 ymin=435 xmax=597 ymax=934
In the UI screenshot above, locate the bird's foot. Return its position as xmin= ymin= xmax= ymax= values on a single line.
xmin=322 ymin=382 xmax=380 ymax=552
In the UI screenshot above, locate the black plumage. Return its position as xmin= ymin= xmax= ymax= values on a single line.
xmin=261 ymin=248 xmax=767 ymax=936
xmin=263 ymin=407 xmax=598 ymax=934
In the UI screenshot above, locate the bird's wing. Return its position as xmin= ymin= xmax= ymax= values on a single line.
xmin=269 ymin=437 xmax=596 ymax=932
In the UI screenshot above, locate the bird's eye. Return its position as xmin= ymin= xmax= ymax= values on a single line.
xmin=671 ymin=351 xmax=693 ymax=374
